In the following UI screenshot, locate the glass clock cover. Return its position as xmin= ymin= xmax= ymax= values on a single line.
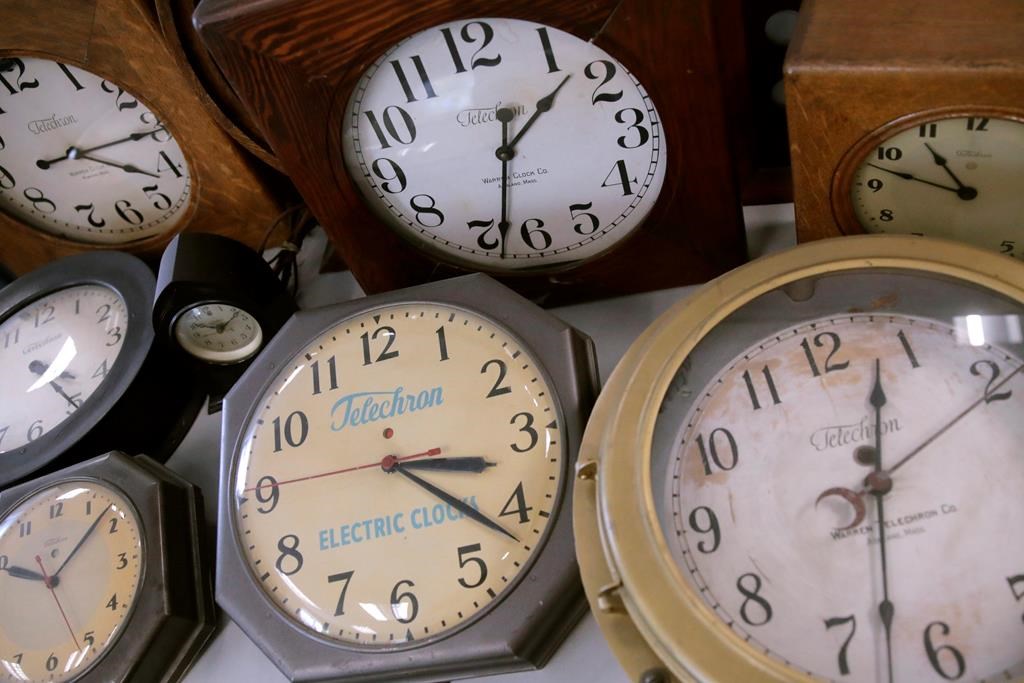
xmin=173 ymin=302 xmax=263 ymax=365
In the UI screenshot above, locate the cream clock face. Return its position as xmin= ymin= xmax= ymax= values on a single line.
xmin=849 ymin=115 xmax=1024 ymax=256
xmin=173 ymin=303 xmax=263 ymax=364
xmin=0 ymin=285 xmax=127 ymax=454
xmin=232 ymin=303 xmax=564 ymax=645
xmin=0 ymin=481 xmax=143 ymax=682
xmin=341 ymin=17 xmax=665 ymax=271
xmin=0 ymin=56 xmax=192 ymax=244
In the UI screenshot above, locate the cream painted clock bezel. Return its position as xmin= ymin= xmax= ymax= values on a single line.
xmin=573 ymin=235 xmax=1024 ymax=682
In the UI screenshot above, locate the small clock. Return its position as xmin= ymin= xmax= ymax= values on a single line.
xmin=0 ymin=252 xmax=202 ymax=488
xmin=575 ymin=236 xmax=1024 ymax=681
xmin=0 ymin=451 xmax=216 ymax=682
xmin=217 ymin=274 xmax=597 ymax=681
xmin=785 ymin=0 xmax=1024 ymax=257
xmin=172 ymin=303 xmax=263 ymax=364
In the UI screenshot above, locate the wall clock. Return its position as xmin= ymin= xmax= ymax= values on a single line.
xmin=0 ymin=251 xmax=202 ymax=489
xmin=0 ymin=0 xmax=285 ymax=276
xmin=785 ymin=0 xmax=1024 ymax=258
xmin=574 ymin=235 xmax=1024 ymax=681
xmin=218 ymin=274 xmax=598 ymax=681
xmin=193 ymin=0 xmax=748 ymax=303
xmin=0 ymin=450 xmax=215 ymax=682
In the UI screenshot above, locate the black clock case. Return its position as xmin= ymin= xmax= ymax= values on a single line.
xmin=0 ymin=451 xmax=216 ymax=682
xmin=217 ymin=274 xmax=600 ymax=682
xmin=0 ymin=252 xmax=203 ymax=489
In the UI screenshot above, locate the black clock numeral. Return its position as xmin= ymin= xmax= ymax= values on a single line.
xmin=156 ymin=150 xmax=183 ymax=177
xmin=695 ymin=428 xmax=738 ymax=475
xmin=509 ymin=412 xmax=538 ymax=453
xmin=686 ymin=506 xmax=721 ymax=554
xmin=140 ymin=111 xmax=172 ymax=143
xmin=3 ymin=328 xmax=19 ymax=348
xmin=106 ymin=593 xmax=119 ymax=611
xmin=328 ymin=570 xmax=354 ymax=616
xmin=75 ymin=203 xmax=107 ymax=228
xmin=108 ymin=517 xmax=118 ymax=534
xmin=272 ymin=411 xmax=309 ymax=452
xmin=0 ymin=555 xmax=7 ymax=570
xmin=520 ymin=218 xmax=551 ymax=250
xmin=46 ymin=653 xmax=58 ymax=672
xmin=361 ymin=326 xmax=399 ymax=365
xmin=26 ymin=420 xmax=43 ymax=443
xmin=0 ymin=427 xmax=7 ymax=448
xmin=924 ymin=621 xmax=965 ymax=680
xmin=0 ymin=165 xmax=15 ymax=190
xmin=499 ymin=482 xmax=532 ymax=524
xmin=85 ymin=501 xmax=92 ymax=516
xmin=10 ymin=653 xmax=21 ymax=665
xmin=584 ymin=60 xmax=622 ymax=105
xmin=737 ymin=572 xmax=773 ymax=626
xmin=370 ymin=158 xmax=407 ymax=193
xmin=741 ymin=365 xmax=781 ymax=410
xmin=0 ymin=57 xmax=39 ymax=96
xmin=918 ymin=123 xmax=938 ymax=138
xmin=143 ymin=184 xmax=172 ymax=210
xmin=967 ymin=117 xmax=989 ymax=131
xmin=83 ymin=631 xmax=95 ymax=648
xmin=440 ymin=21 xmax=502 ymax=74
xmin=275 ymin=534 xmax=304 ymax=576
xmin=1008 ymin=574 xmax=1024 ymax=624
xmin=970 ymin=360 xmax=1013 ymax=403
xmin=536 ymin=27 xmax=560 ymax=72
xmin=18 ymin=521 xmax=31 ymax=538
xmin=116 ymin=553 xmax=128 ymax=570
xmin=867 ymin=178 xmax=884 ymax=192
xmin=601 ymin=159 xmax=636 ymax=196
xmin=34 ymin=304 xmax=55 ymax=328
xmin=96 ymin=303 xmax=113 ymax=324
xmin=390 ymin=56 xmax=437 ymax=103
xmin=456 ymin=544 xmax=489 ymax=589
xmin=615 ymin=108 xmax=650 ymax=149
xmin=800 ymin=332 xmax=849 ymax=378
xmin=390 ymin=579 xmax=419 ymax=623
xmin=92 ymin=360 xmax=109 ymax=379
xmin=410 ymin=193 xmax=445 ymax=228
xmin=364 ymin=106 xmax=416 ymax=149
xmin=824 ymin=614 xmax=857 ymax=676
xmin=1001 ymin=240 xmax=1017 ymax=256
xmin=100 ymin=80 xmax=138 ymax=111
xmin=481 ymin=359 xmax=511 ymax=398
xmin=57 ymin=63 xmax=84 ymax=91
xmin=255 ymin=475 xmax=280 ymax=514
xmin=435 ymin=326 xmax=450 ymax=361
xmin=310 ymin=355 xmax=339 ymax=394
xmin=570 ymin=202 xmax=599 ymax=235
xmin=879 ymin=208 xmax=895 ymax=222
xmin=115 ymin=199 xmax=144 ymax=225
xmin=23 ymin=187 xmax=56 ymax=214
xmin=49 ymin=502 xmax=63 ymax=519
xmin=877 ymin=146 xmax=903 ymax=161
xmin=106 ymin=326 xmax=123 ymax=347
xmin=468 ymin=218 xmax=499 ymax=250
xmin=897 ymin=329 xmax=920 ymax=368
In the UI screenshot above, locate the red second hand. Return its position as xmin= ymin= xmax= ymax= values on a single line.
xmin=36 ymin=555 xmax=80 ymax=650
xmin=244 ymin=447 xmax=442 ymax=493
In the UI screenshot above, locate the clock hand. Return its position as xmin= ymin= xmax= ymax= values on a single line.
xmin=216 ymin=310 xmax=242 ymax=334
xmin=0 ymin=563 xmax=47 ymax=582
xmin=923 ymin=142 xmax=978 ymax=200
xmin=36 ymin=127 xmax=167 ymax=169
xmin=385 ymin=460 xmax=518 ymax=542
xmin=28 ymin=360 xmax=76 ymax=382
xmin=242 ymin=447 xmax=442 ymax=493
xmin=53 ymin=503 xmax=112 ymax=578
xmin=496 ymin=107 xmax=514 ymax=258
xmin=28 ymin=360 xmax=81 ymax=409
xmin=506 ymin=74 xmax=572 ymax=150
xmin=78 ymin=153 xmax=160 ymax=179
xmin=35 ymin=555 xmax=80 ymax=650
xmin=393 ymin=457 xmax=495 ymax=473
xmin=866 ymin=163 xmax=962 ymax=195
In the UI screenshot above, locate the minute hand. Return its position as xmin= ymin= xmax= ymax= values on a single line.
xmin=506 ymin=74 xmax=571 ymax=149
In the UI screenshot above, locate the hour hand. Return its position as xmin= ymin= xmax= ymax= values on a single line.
xmin=397 ymin=457 xmax=495 ymax=473
xmin=79 ymin=154 xmax=159 ymax=178
xmin=0 ymin=564 xmax=47 ymax=582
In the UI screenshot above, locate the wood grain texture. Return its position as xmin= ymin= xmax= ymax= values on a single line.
xmin=0 ymin=0 xmax=287 ymax=275
xmin=785 ymin=0 xmax=1024 ymax=242
xmin=195 ymin=0 xmax=748 ymax=304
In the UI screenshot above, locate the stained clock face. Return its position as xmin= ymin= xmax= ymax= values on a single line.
xmin=848 ymin=115 xmax=1024 ymax=256
xmin=0 ymin=56 xmax=192 ymax=244
xmin=651 ymin=270 xmax=1024 ymax=681
xmin=0 ymin=480 xmax=143 ymax=682
xmin=0 ymin=285 xmax=126 ymax=454
xmin=232 ymin=303 xmax=564 ymax=645
xmin=173 ymin=303 xmax=263 ymax=365
xmin=341 ymin=17 xmax=665 ymax=271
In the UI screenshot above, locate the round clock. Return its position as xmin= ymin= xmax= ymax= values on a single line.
xmin=0 ymin=252 xmax=201 ymax=488
xmin=172 ymin=302 xmax=263 ymax=364
xmin=0 ymin=451 xmax=215 ymax=682
xmin=575 ymin=236 xmax=1024 ymax=681
xmin=832 ymin=109 xmax=1024 ymax=256
xmin=341 ymin=17 xmax=666 ymax=273
xmin=0 ymin=56 xmax=193 ymax=245
xmin=218 ymin=274 xmax=597 ymax=681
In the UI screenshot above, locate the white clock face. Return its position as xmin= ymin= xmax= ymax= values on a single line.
xmin=342 ymin=18 xmax=666 ymax=271
xmin=232 ymin=303 xmax=564 ymax=645
xmin=173 ymin=303 xmax=262 ymax=364
xmin=0 ymin=481 xmax=143 ymax=682
xmin=0 ymin=56 xmax=192 ymax=244
xmin=849 ymin=115 xmax=1024 ymax=257
xmin=0 ymin=285 xmax=127 ymax=454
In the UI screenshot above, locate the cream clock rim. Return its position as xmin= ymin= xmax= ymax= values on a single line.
xmin=227 ymin=298 xmax=572 ymax=653
xmin=171 ymin=301 xmax=264 ymax=364
xmin=582 ymin=234 xmax=1024 ymax=681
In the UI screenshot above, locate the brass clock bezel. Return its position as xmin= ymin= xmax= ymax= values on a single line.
xmin=829 ymin=105 xmax=1024 ymax=236
xmin=573 ymin=235 xmax=1024 ymax=682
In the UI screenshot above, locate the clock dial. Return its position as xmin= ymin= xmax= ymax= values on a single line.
xmin=173 ymin=302 xmax=263 ymax=364
xmin=849 ymin=115 xmax=1024 ymax=255
xmin=232 ymin=303 xmax=564 ymax=645
xmin=0 ymin=285 xmax=127 ymax=454
xmin=341 ymin=18 xmax=665 ymax=271
xmin=0 ymin=480 xmax=143 ymax=682
xmin=0 ymin=56 xmax=192 ymax=244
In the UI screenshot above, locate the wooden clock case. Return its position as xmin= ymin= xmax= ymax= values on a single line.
xmin=0 ymin=0 xmax=285 ymax=275
xmin=193 ymin=0 xmax=748 ymax=304
xmin=785 ymin=0 xmax=1024 ymax=243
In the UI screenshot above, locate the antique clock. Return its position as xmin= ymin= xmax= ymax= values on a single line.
xmin=575 ymin=235 xmax=1024 ymax=681
xmin=193 ymin=0 xmax=748 ymax=303
xmin=0 ymin=0 xmax=284 ymax=275
xmin=217 ymin=274 xmax=598 ymax=680
xmin=0 ymin=451 xmax=215 ymax=682
xmin=785 ymin=0 xmax=1024 ymax=258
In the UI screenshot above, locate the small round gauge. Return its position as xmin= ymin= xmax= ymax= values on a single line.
xmin=0 ymin=56 xmax=192 ymax=245
xmin=172 ymin=303 xmax=263 ymax=364
xmin=0 ymin=480 xmax=143 ymax=682
xmin=838 ymin=112 xmax=1024 ymax=256
xmin=341 ymin=17 xmax=666 ymax=272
